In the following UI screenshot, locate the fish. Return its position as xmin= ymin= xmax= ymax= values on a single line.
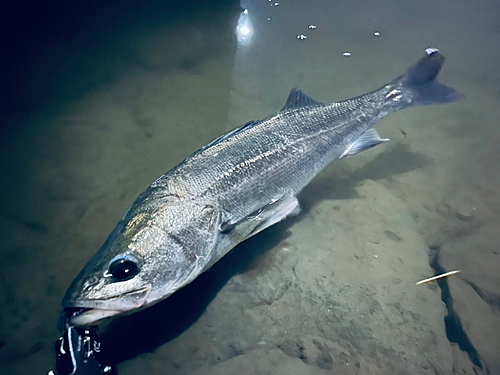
xmin=61 ymin=48 xmax=460 ymax=327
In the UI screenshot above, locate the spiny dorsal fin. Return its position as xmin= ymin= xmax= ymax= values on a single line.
xmin=199 ymin=120 xmax=260 ymax=153
xmin=280 ymin=88 xmax=324 ymax=112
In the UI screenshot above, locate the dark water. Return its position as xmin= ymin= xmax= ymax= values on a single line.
xmin=1 ymin=0 xmax=499 ymax=374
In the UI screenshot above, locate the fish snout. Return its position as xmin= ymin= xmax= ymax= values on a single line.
xmin=61 ymin=283 xmax=152 ymax=326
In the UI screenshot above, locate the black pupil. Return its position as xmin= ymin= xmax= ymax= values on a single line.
xmin=109 ymin=259 xmax=138 ymax=281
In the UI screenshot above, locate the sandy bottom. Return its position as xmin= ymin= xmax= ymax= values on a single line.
xmin=1 ymin=0 xmax=499 ymax=374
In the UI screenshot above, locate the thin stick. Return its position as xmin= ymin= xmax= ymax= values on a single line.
xmin=416 ymin=270 xmax=461 ymax=285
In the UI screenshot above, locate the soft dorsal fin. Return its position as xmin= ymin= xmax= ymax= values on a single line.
xmin=280 ymin=88 xmax=324 ymax=112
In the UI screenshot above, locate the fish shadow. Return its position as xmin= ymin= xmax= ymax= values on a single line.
xmin=297 ymin=143 xmax=431 ymax=216
xmin=101 ymin=143 xmax=430 ymax=364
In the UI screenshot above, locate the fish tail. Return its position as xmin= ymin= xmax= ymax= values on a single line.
xmin=393 ymin=48 xmax=462 ymax=107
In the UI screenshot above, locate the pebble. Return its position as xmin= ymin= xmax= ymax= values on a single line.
xmin=455 ymin=206 xmax=476 ymax=222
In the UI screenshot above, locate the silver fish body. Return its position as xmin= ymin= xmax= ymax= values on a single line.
xmin=61 ymin=49 xmax=459 ymax=326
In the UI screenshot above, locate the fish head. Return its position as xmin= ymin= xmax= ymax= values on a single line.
xmin=62 ymin=193 xmax=220 ymax=327
xmin=61 ymin=238 xmax=153 ymax=327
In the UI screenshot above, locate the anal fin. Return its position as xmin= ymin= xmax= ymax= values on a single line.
xmin=340 ymin=128 xmax=389 ymax=159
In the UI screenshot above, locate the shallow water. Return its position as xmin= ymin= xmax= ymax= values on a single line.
xmin=1 ymin=0 xmax=500 ymax=374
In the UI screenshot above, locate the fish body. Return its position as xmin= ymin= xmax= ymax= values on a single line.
xmin=62 ymin=49 xmax=459 ymax=326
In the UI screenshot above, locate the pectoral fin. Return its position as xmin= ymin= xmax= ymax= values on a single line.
xmin=220 ymin=192 xmax=300 ymax=241
xmin=248 ymin=193 xmax=300 ymax=237
xmin=340 ymin=128 xmax=389 ymax=159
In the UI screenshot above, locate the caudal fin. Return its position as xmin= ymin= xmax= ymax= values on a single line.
xmin=395 ymin=48 xmax=461 ymax=106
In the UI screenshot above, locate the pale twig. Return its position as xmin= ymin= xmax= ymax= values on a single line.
xmin=416 ymin=270 xmax=461 ymax=285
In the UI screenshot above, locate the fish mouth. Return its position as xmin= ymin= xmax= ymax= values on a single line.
xmin=65 ymin=306 xmax=128 ymax=327
xmin=61 ymin=284 xmax=152 ymax=327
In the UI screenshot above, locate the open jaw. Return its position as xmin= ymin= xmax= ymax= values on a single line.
xmin=64 ymin=306 xmax=129 ymax=326
xmin=61 ymin=284 xmax=152 ymax=327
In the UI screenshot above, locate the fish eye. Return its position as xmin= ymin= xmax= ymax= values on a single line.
xmin=107 ymin=255 xmax=140 ymax=281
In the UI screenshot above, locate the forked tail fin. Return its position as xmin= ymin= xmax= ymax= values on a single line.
xmin=394 ymin=48 xmax=462 ymax=106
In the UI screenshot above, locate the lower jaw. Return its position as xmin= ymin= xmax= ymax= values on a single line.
xmin=58 ymin=307 xmax=124 ymax=329
xmin=70 ymin=307 xmax=124 ymax=327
